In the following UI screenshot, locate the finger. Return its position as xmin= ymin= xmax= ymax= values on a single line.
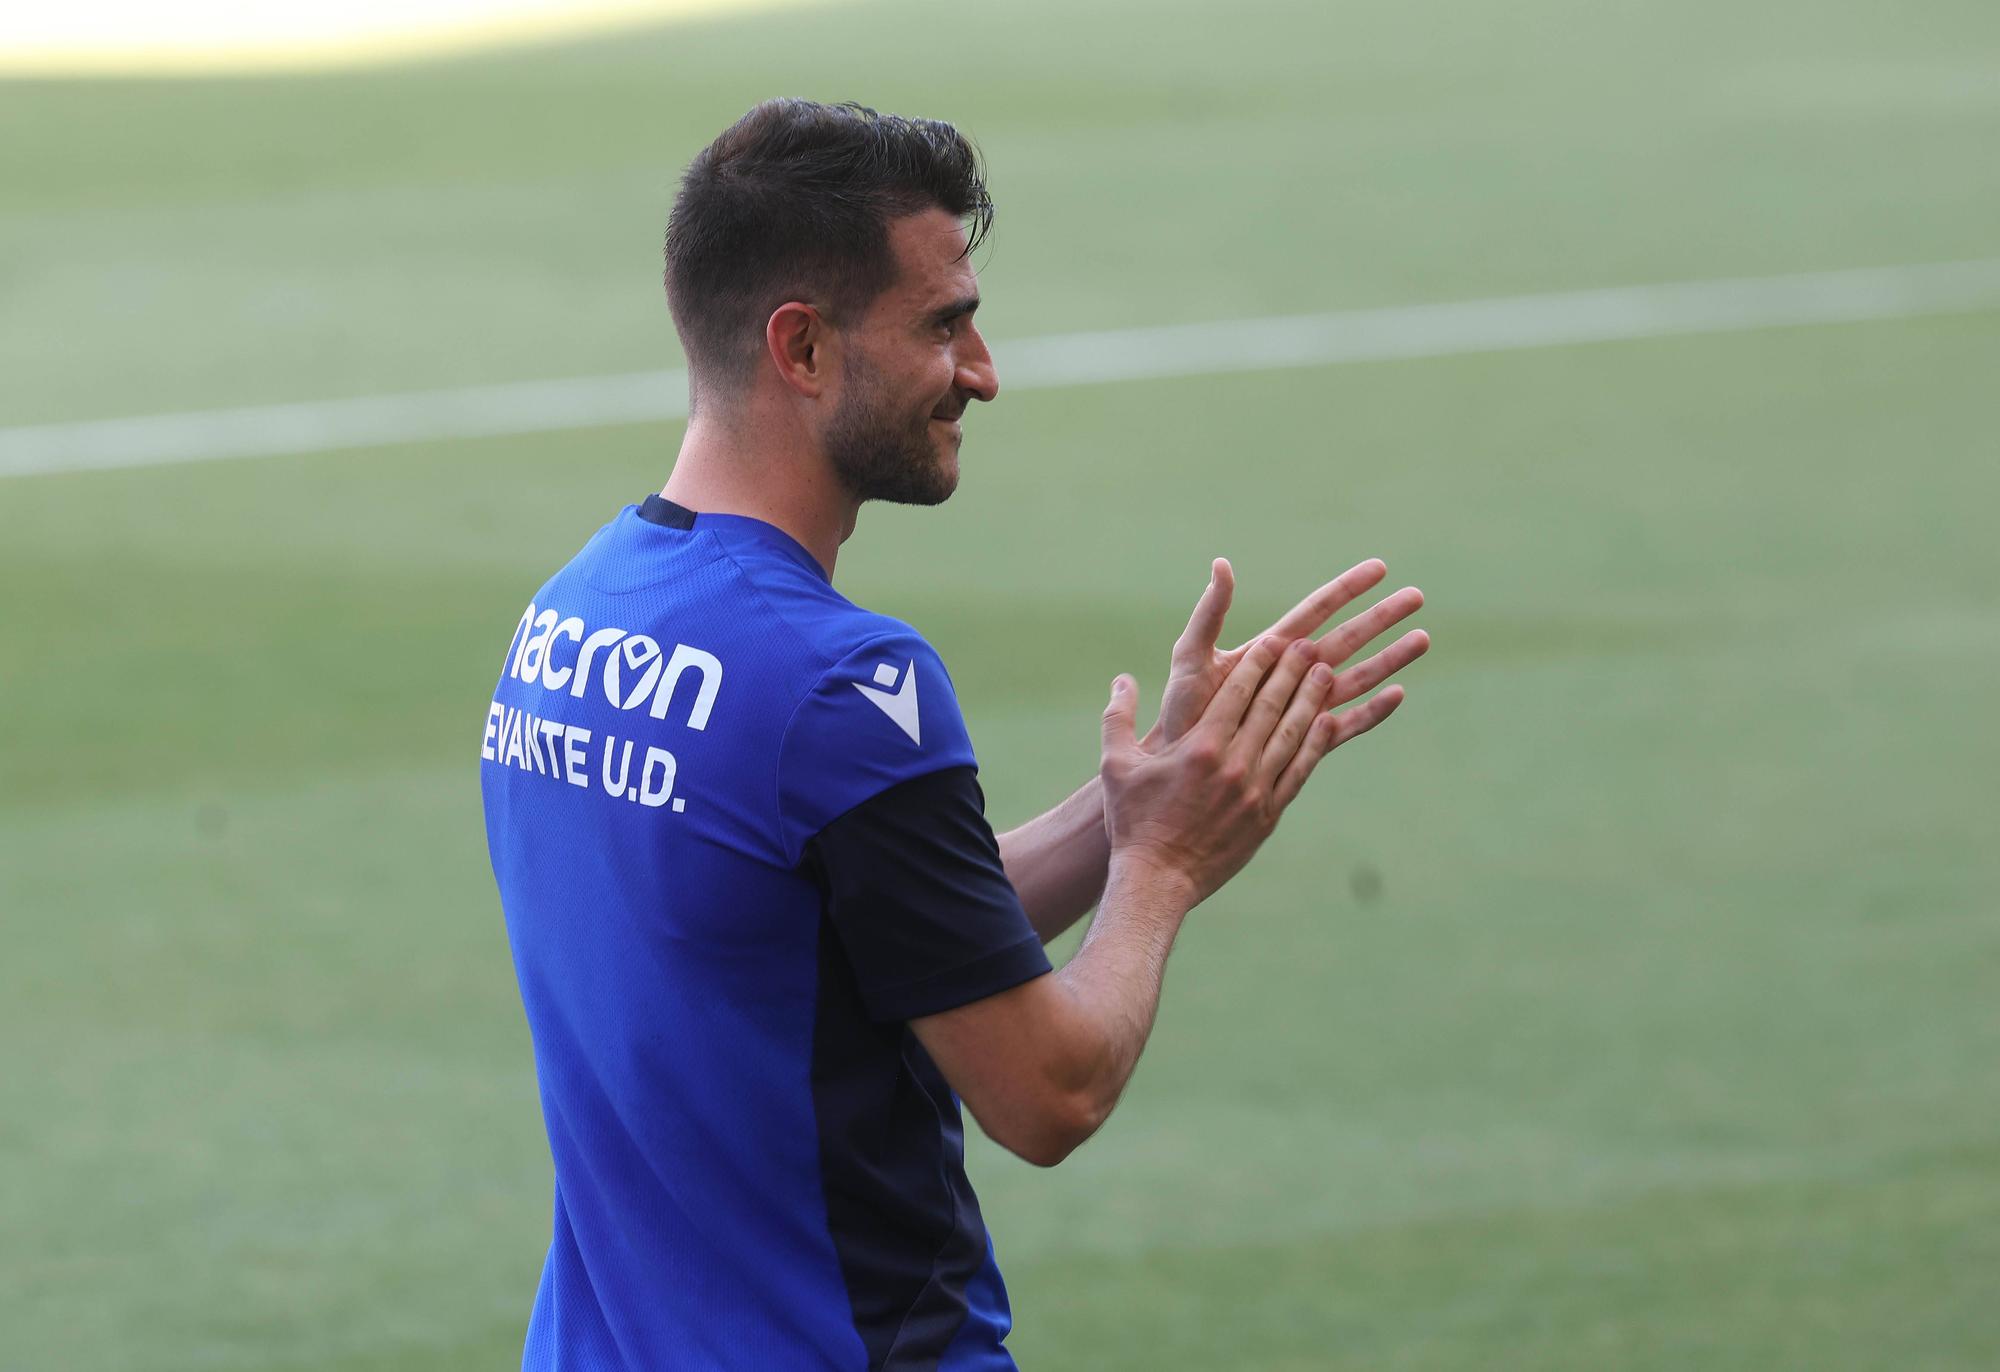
xmin=1196 ymin=634 xmax=1287 ymax=735
xmin=1258 ymin=659 xmax=1334 ymax=782
xmin=1327 ymin=683 xmax=1406 ymax=750
xmin=1312 ymin=586 xmax=1424 ymax=670
xmin=1233 ymin=637 xmax=1317 ymax=761
xmin=1100 ymin=674 xmax=1140 ymax=763
xmin=1259 ymin=558 xmax=1388 ymax=644
xmin=1273 ymin=708 xmax=1335 ymax=809
xmin=1160 ymin=637 xmax=1254 ymax=744
xmin=1272 ymin=685 xmax=1406 ymax=807
xmin=1172 ymin=558 xmax=1235 ymax=664
xmin=1156 ymin=559 xmax=1238 ymax=742
xmin=1327 ymin=628 xmax=1429 ymax=708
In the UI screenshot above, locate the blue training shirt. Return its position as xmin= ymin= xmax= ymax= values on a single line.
xmin=481 ymin=496 xmax=1052 ymax=1371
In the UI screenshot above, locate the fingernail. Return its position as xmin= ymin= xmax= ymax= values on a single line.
xmin=1310 ymin=663 xmax=1332 ymax=685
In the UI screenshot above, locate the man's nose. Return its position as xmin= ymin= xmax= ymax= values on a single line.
xmin=955 ymin=324 xmax=999 ymax=403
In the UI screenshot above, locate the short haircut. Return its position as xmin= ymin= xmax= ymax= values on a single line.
xmin=664 ymin=99 xmax=994 ymax=390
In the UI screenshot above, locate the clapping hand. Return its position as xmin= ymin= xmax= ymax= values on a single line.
xmin=1143 ymin=557 xmax=1428 ymax=756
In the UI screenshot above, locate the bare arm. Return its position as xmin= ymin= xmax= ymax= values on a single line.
xmin=917 ymin=631 xmax=1412 ymax=1166
xmin=910 ymin=851 xmax=1194 ymax=1166
xmin=996 ymin=775 xmax=1109 ymax=943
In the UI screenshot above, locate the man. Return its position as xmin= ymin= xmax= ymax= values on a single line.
xmin=481 ymin=99 xmax=1427 ymax=1371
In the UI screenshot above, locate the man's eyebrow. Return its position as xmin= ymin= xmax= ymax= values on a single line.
xmin=929 ymin=295 xmax=980 ymax=324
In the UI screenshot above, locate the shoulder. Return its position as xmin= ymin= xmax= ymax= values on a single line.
xmin=711 ymin=552 xmax=963 ymax=711
xmin=785 ymin=602 xmax=963 ymax=752
xmin=772 ymin=605 xmax=976 ymax=864
xmin=814 ymin=608 xmax=955 ymax=696
xmin=739 ymin=570 xmax=944 ymax=682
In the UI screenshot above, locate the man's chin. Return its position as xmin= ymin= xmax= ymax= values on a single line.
xmin=895 ymin=466 xmax=958 ymax=507
xmin=910 ymin=467 xmax=960 ymax=507
xmin=930 ymin=446 xmax=962 ymax=499
xmin=828 ymin=428 xmax=961 ymax=506
xmin=894 ymin=441 xmax=960 ymax=506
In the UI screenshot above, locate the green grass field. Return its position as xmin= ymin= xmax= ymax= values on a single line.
xmin=4 ymin=1 xmax=1999 ymax=1367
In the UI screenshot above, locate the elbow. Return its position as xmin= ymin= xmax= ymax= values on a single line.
xmin=1012 ymin=1139 xmax=1073 ymax=1170
xmin=956 ymin=983 xmax=1126 ymax=1168
xmin=1008 ymin=1014 xmax=1123 ymax=1167
xmin=1001 ymin=1088 xmax=1112 ymax=1169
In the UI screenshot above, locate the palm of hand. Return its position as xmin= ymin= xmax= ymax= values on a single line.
xmin=1137 ymin=556 xmax=1428 ymax=755
xmin=1142 ymin=639 xmax=1250 ymax=751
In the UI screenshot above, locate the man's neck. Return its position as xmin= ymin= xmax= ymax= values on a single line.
xmin=660 ymin=412 xmax=858 ymax=579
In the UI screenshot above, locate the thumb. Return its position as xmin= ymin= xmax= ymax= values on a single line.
xmin=1175 ymin=556 xmax=1234 ymax=661
xmin=1101 ymin=674 xmax=1139 ymax=760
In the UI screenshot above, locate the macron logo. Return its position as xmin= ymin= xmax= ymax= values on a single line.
xmin=853 ymin=660 xmax=922 ymax=745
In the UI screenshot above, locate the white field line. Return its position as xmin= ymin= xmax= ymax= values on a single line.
xmin=0 ymin=0 xmax=824 ymax=77
xmin=5 ymin=258 xmax=1998 ymax=480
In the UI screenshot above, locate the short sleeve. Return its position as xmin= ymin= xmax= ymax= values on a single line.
xmin=776 ymin=629 xmax=977 ymax=864
xmin=807 ymin=766 xmax=1052 ymax=1022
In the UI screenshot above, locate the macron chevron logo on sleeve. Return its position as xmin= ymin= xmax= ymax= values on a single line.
xmin=853 ymin=660 xmax=921 ymax=745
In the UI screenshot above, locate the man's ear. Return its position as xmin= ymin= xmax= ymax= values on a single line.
xmin=765 ymin=301 xmax=831 ymax=399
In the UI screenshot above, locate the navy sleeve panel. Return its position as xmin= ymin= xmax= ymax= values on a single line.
xmin=807 ymin=765 xmax=1052 ymax=1023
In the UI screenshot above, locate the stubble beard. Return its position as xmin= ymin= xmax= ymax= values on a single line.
xmin=823 ymin=353 xmax=960 ymax=507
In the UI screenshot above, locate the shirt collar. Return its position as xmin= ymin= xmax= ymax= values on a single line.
xmin=636 ymin=494 xmax=831 ymax=584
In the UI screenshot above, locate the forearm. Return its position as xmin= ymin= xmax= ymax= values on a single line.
xmin=996 ymin=774 xmax=1111 ymax=943
xmin=910 ymin=851 xmax=1193 ymax=1168
xmin=1038 ymin=854 xmax=1197 ymax=1147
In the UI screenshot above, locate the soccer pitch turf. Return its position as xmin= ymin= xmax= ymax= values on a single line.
xmin=4 ymin=0 xmax=1998 ymax=1367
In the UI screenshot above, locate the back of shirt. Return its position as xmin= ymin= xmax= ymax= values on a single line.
xmin=480 ymin=498 xmax=1047 ymax=1371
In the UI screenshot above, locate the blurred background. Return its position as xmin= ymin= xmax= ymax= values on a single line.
xmin=3 ymin=1 xmax=1997 ymax=1367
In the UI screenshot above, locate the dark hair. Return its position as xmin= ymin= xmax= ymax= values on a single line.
xmin=664 ymin=99 xmax=994 ymax=389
